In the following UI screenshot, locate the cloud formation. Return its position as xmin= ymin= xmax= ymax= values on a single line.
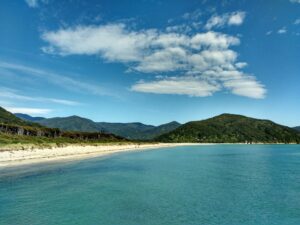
xmin=4 ymin=107 xmax=51 ymax=115
xmin=205 ymin=11 xmax=246 ymax=30
xmin=24 ymin=0 xmax=47 ymax=8
xmin=290 ymin=0 xmax=300 ymax=3
xmin=0 ymin=88 xmax=79 ymax=106
xmin=0 ymin=62 xmax=111 ymax=97
xmin=41 ymin=20 xmax=266 ymax=99
xmin=24 ymin=0 xmax=39 ymax=8
xmin=294 ymin=19 xmax=300 ymax=25
xmin=278 ymin=27 xmax=287 ymax=34
xmin=131 ymin=76 xmax=220 ymax=97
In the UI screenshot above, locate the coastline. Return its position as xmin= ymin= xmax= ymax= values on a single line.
xmin=1 ymin=142 xmax=297 ymax=168
xmin=0 ymin=143 xmax=204 ymax=167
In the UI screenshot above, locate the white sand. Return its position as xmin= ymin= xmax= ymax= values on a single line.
xmin=0 ymin=143 xmax=204 ymax=167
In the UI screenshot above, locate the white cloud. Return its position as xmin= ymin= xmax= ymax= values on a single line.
xmin=278 ymin=27 xmax=287 ymax=34
xmin=25 ymin=0 xmax=47 ymax=8
xmin=24 ymin=0 xmax=48 ymax=8
xmin=132 ymin=72 xmax=265 ymax=99
xmin=41 ymin=24 xmax=157 ymax=62
xmin=132 ymin=68 xmax=265 ymax=99
xmin=134 ymin=47 xmax=187 ymax=73
xmin=205 ymin=11 xmax=246 ymax=30
xmin=166 ymin=24 xmax=192 ymax=33
xmin=294 ymin=19 xmax=300 ymax=25
xmin=41 ymin=22 xmax=266 ymax=99
xmin=0 ymin=88 xmax=79 ymax=106
xmin=41 ymin=25 xmax=240 ymax=73
xmin=290 ymin=0 xmax=300 ymax=3
xmin=190 ymin=31 xmax=240 ymax=49
xmin=228 ymin=12 xmax=246 ymax=25
xmin=131 ymin=77 xmax=220 ymax=97
xmin=235 ymin=62 xmax=248 ymax=68
xmin=266 ymin=31 xmax=272 ymax=35
xmin=4 ymin=107 xmax=51 ymax=115
xmin=25 ymin=0 xmax=38 ymax=7
xmin=223 ymin=77 xmax=266 ymax=99
xmin=182 ymin=9 xmax=202 ymax=21
xmin=0 ymin=62 xmax=111 ymax=96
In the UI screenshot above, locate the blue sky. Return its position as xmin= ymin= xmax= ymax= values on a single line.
xmin=0 ymin=0 xmax=300 ymax=126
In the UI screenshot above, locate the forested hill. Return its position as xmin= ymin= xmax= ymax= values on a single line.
xmin=0 ymin=107 xmax=126 ymax=145
xmin=0 ymin=107 xmax=41 ymax=127
xmin=15 ymin=114 xmax=181 ymax=140
xmin=294 ymin=126 xmax=300 ymax=132
xmin=156 ymin=114 xmax=300 ymax=144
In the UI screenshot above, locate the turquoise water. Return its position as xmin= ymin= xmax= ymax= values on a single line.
xmin=0 ymin=145 xmax=300 ymax=225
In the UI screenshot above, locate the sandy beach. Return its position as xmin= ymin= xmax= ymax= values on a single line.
xmin=0 ymin=143 xmax=203 ymax=167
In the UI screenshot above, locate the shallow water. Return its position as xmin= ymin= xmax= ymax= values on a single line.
xmin=0 ymin=145 xmax=300 ymax=225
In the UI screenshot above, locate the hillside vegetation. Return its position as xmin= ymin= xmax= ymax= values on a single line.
xmin=97 ymin=121 xmax=181 ymax=140
xmin=8 ymin=109 xmax=300 ymax=144
xmin=156 ymin=114 xmax=300 ymax=144
xmin=14 ymin=113 xmax=45 ymax=122
xmin=294 ymin=126 xmax=300 ymax=132
xmin=0 ymin=108 xmax=41 ymax=127
xmin=15 ymin=114 xmax=181 ymax=140
xmin=39 ymin=116 xmax=100 ymax=132
xmin=0 ymin=107 xmax=126 ymax=147
xmin=0 ymin=132 xmax=125 ymax=147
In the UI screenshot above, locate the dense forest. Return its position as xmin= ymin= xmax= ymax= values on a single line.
xmin=156 ymin=114 xmax=300 ymax=144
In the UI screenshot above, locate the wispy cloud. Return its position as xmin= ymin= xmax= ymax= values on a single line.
xmin=205 ymin=11 xmax=246 ymax=30
xmin=24 ymin=0 xmax=47 ymax=8
xmin=266 ymin=31 xmax=272 ymax=35
xmin=41 ymin=20 xmax=266 ymax=99
xmin=290 ymin=0 xmax=300 ymax=3
xmin=278 ymin=27 xmax=287 ymax=34
xmin=0 ymin=87 xmax=80 ymax=106
xmin=182 ymin=9 xmax=202 ymax=21
xmin=223 ymin=76 xmax=266 ymax=99
xmin=4 ymin=107 xmax=51 ymax=115
xmin=24 ymin=0 xmax=39 ymax=8
xmin=165 ymin=24 xmax=193 ymax=34
xmin=0 ymin=62 xmax=112 ymax=96
xmin=235 ymin=62 xmax=248 ymax=69
xmin=131 ymin=76 xmax=221 ymax=97
xmin=294 ymin=19 xmax=300 ymax=25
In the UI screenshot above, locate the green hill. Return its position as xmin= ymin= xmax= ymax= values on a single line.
xmin=14 ymin=113 xmax=46 ymax=122
xmin=97 ymin=122 xmax=155 ymax=139
xmin=97 ymin=121 xmax=181 ymax=140
xmin=38 ymin=116 xmax=100 ymax=132
xmin=0 ymin=107 xmax=40 ymax=127
xmin=139 ymin=121 xmax=181 ymax=140
xmin=15 ymin=113 xmax=181 ymax=140
xmin=156 ymin=114 xmax=300 ymax=143
xmin=294 ymin=126 xmax=300 ymax=132
xmin=0 ymin=108 xmax=126 ymax=147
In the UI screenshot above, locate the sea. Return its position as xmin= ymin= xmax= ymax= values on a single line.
xmin=0 ymin=144 xmax=299 ymax=225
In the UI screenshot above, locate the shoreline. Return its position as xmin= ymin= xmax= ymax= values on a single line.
xmin=0 ymin=142 xmax=298 ymax=168
xmin=0 ymin=143 xmax=204 ymax=168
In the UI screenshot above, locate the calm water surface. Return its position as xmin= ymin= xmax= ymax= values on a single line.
xmin=0 ymin=145 xmax=300 ymax=225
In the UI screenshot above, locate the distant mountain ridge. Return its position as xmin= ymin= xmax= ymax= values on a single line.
xmin=14 ymin=113 xmax=45 ymax=122
xmin=13 ymin=112 xmax=300 ymax=143
xmin=15 ymin=113 xmax=181 ymax=140
xmin=97 ymin=121 xmax=181 ymax=140
xmin=294 ymin=126 xmax=300 ymax=132
xmin=0 ymin=108 xmax=41 ymax=127
xmin=156 ymin=114 xmax=300 ymax=144
xmin=0 ymin=107 xmax=125 ymax=144
xmin=39 ymin=116 xmax=101 ymax=132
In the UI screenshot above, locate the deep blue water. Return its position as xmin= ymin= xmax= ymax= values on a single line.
xmin=0 ymin=145 xmax=300 ymax=225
